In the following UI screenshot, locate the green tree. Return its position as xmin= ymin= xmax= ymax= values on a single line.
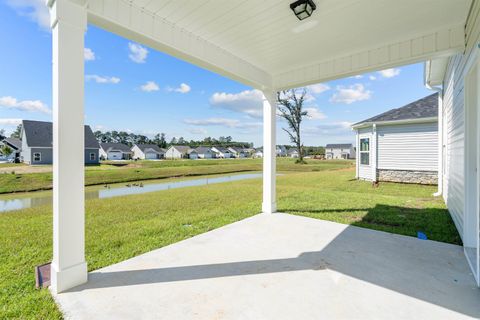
xmin=10 ymin=124 xmax=22 ymax=139
xmin=0 ymin=145 xmax=13 ymax=158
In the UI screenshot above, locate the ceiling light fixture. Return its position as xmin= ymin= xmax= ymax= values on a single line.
xmin=290 ymin=0 xmax=316 ymax=21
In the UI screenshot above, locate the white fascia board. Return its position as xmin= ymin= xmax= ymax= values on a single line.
xmin=425 ymin=58 xmax=449 ymax=87
xmin=87 ymin=0 xmax=272 ymax=90
xmin=351 ymin=117 xmax=438 ymax=130
xmin=274 ymin=25 xmax=465 ymax=90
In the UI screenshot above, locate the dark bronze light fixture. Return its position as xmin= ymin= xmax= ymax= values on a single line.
xmin=290 ymin=0 xmax=316 ymax=20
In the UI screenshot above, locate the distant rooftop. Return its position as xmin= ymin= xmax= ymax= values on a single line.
xmin=353 ymin=93 xmax=438 ymax=127
xmin=326 ymin=144 xmax=353 ymax=149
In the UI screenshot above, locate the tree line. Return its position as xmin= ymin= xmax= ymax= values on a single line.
xmin=93 ymin=130 xmax=253 ymax=148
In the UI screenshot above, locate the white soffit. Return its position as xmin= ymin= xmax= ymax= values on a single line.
xmin=87 ymin=0 xmax=471 ymax=90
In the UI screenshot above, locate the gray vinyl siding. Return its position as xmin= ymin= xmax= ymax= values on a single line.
xmin=377 ymin=122 xmax=438 ymax=171
xmin=85 ymin=148 xmax=100 ymax=164
xmin=30 ymin=148 xmax=53 ymax=165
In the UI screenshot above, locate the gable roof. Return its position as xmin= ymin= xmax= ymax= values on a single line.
xmin=100 ymin=143 xmax=132 ymax=153
xmin=213 ymin=146 xmax=230 ymax=153
xmin=195 ymin=146 xmax=213 ymax=154
xmin=22 ymin=120 xmax=99 ymax=149
xmin=170 ymin=145 xmax=191 ymax=153
xmin=352 ymin=93 xmax=438 ymax=128
xmin=135 ymin=144 xmax=165 ymax=154
xmin=326 ymin=143 xmax=353 ymax=149
xmin=3 ymin=137 xmax=22 ymax=150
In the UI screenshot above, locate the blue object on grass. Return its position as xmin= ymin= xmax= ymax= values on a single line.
xmin=417 ymin=231 xmax=427 ymax=240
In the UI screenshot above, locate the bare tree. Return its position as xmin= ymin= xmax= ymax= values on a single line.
xmin=277 ymin=88 xmax=309 ymax=163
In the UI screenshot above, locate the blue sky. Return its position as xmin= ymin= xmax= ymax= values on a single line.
xmin=0 ymin=1 xmax=433 ymax=147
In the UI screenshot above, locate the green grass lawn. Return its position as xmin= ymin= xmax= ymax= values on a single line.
xmin=0 ymin=158 xmax=353 ymax=193
xmin=0 ymin=166 xmax=458 ymax=319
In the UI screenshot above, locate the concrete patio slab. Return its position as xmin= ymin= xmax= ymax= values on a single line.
xmin=54 ymin=213 xmax=480 ymax=320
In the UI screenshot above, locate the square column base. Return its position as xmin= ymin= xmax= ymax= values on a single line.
xmin=51 ymin=261 xmax=87 ymax=294
xmin=262 ymin=202 xmax=277 ymax=214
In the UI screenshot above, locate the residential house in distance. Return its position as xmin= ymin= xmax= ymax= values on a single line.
xmin=254 ymin=148 xmax=263 ymax=158
xmin=131 ymin=144 xmax=166 ymax=160
xmin=228 ymin=146 xmax=247 ymax=158
xmin=195 ymin=146 xmax=214 ymax=159
xmin=188 ymin=149 xmax=199 ymax=160
xmin=276 ymin=145 xmax=288 ymax=157
xmin=288 ymin=148 xmax=299 ymax=158
xmin=1 ymin=137 xmax=22 ymax=162
xmin=325 ymin=143 xmax=355 ymax=159
xmin=352 ymin=93 xmax=438 ymax=185
xmin=21 ymin=120 xmax=99 ymax=165
xmin=100 ymin=143 xmax=133 ymax=160
xmin=165 ymin=145 xmax=192 ymax=159
xmin=211 ymin=146 xmax=231 ymax=158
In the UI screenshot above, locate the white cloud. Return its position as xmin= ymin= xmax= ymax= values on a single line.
xmin=308 ymin=83 xmax=330 ymax=94
xmin=302 ymin=121 xmax=353 ymax=136
xmin=304 ymin=107 xmax=326 ymax=120
xmin=6 ymin=0 xmax=50 ymax=31
xmin=128 ymin=42 xmax=148 ymax=63
xmin=184 ymin=117 xmax=262 ymax=129
xmin=86 ymin=75 xmax=120 ymax=84
xmin=350 ymin=75 xmax=363 ymax=79
xmin=140 ymin=81 xmax=160 ymax=92
xmin=378 ymin=68 xmax=400 ymax=78
xmin=188 ymin=128 xmax=208 ymax=135
xmin=84 ymin=48 xmax=95 ymax=61
xmin=168 ymin=83 xmax=191 ymax=94
xmin=0 ymin=118 xmax=22 ymax=126
xmin=330 ymin=84 xmax=372 ymax=104
xmin=210 ymin=89 xmax=264 ymax=118
xmin=0 ymin=96 xmax=50 ymax=114
xmin=369 ymin=75 xmax=377 ymax=81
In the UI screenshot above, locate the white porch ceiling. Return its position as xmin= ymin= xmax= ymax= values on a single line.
xmin=87 ymin=0 xmax=471 ymax=90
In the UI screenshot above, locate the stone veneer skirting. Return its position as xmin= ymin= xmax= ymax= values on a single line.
xmin=377 ymin=169 xmax=438 ymax=185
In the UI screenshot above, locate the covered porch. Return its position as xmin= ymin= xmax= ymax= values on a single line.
xmin=55 ymin=213 xmax=480 ymax=319
xmin=47 ymin=0 xmax=479 ymax=315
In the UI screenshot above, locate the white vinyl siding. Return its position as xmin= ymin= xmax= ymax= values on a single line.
xmin=377 ymin=122 xmax=438 ymax=171
xmin=442 ymin=37 xmax=477 ymax=237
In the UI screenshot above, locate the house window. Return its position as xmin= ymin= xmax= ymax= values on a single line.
xmin=360 ymin=138 xmax=369 ymax=165
xmin=90 ymin=153 xmax=96 ymax=161
xmin=33 ymin=152 xmax=41 ymax=162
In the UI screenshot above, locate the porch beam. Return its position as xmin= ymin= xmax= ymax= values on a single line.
xmin=48 ymin=0 xmax=88 ymax=293
xmin=262 ymin=91 xmax=276 ymax=214
xmin=86 ymin=0 xmax=272 ymax=90
xmin=273 ymin=25 xmax=465 ymax=90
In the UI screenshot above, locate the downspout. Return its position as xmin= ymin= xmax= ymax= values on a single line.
xmin=426 ymin=83 xmax=443 ymax=197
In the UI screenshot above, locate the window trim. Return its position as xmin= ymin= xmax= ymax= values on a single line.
xmin=33 ymin=152 xmax=41 ymax=162
xmin=360 ymin=138 xmax=370 ymax=165
xmin=90 ymin=152 xmax=96 ymax=161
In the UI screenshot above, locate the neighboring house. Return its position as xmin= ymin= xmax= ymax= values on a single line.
xmin=254 ymin=149 xmax=263 ymax=158
xmin=325 ymin=144 xmax=355 ymax=159
xmin=188 ymin=149 xmax=199 ymax=160
xmin=276 ymin=145 xmax=288 ymax=157
xmin=20 ymin=120 xmax=99 ymax=165
xmin=1 ymin=137 xmax=22 ymax=162
xmin=165 ymin=145 xmax=191 ymax=159
xmin=352 ymin=93 xmax=438 ymax=185
xmin=100 ymin=143 xmax=133 ymax=160
xmin=211 ymin=146 xmax=231 ymax=158
xmin=288 ymin=148 xmax=299 ymax=158
xmin=228 ymin=146 xmax=247 ymax=158
xmin=195 ymin=147 xmax=214 ymax=159
xmin=131 ymin=144 xmax=166 ymax=160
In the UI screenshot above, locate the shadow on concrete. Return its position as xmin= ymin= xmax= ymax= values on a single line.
xmin=68 ymin=209 xmax=479 ymax=317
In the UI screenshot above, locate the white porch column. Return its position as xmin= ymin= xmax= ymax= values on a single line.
xmin=48 ymin=0 xmax=87 ymax=293
xmin=371 ymin=124 xmax=377 ymax=182
xmin=262 ymin=91 xmax=277 ymax=214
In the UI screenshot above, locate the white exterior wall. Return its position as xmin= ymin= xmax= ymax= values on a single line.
xmin=357 ymin=127 xmax=373 ymax=181
xmin=377 ymin=122 xmax=438 ymax=171
xmin=326 ymin=147 xmax=355 ymax=159
xmin=165 ymin=147 xmax=183 ymax=159
xmin=131 ymin=145 xmax=145 ymax=159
